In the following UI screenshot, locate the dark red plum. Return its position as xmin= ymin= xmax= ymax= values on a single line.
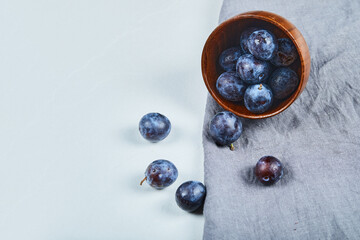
xmin=216 ymin=71 xmax=247 ymax=102
xmin=218 ymin=47 xmax=243 ymax=71
xmin=268 ymin=67 xmax=299 ymax=99
xmin=240 ymin=27 xmax=259 ymax=53
xmin=244 ymin=84 xmax=273 ymax=114
xmin=209 ymin=111 xmax=242 ymax=150
xmin=236 ymin=54 xmax=271 ymax=85
xmin=247 ymin=30 xmax=278 ymax=61
xmin=139 ymin=113 xmax=171 ymax=142
xmin=255 ymin=156 xmax=283 ymax=186
xmin=271 ymin=38 xmax=298 ymax=66
xmin=140 ymin=160 xmax=178 ymax=189
xmin=175 ymin=181 xmax=206 ymax=212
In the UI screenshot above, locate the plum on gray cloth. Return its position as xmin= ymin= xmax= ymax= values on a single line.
xmin=202 ymin=0 xmax=360 ymax=239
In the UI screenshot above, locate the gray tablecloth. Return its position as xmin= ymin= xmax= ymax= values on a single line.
xmin=202 ymin=0 xmax=360 ymax=239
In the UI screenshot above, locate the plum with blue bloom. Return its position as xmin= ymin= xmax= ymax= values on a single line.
xmin=240 ymin=27 xmax=259 ymax=53
xmin=247 ymin=29 xmax=278 ymax=61
xmin=218 ymin=47 xmax=243 ymax=71
xmin=244 ymin=84 xmax=273 ymax=114
xmin=268 ymin=67 xmax=299 ymax=99
xmin=271 ymin=38 xmax=298 ymax=66
xmin=139 ymin=113 xmax=171 ymax=142
xmin=216 ymin=71 xmax=247 ymax=102
xmin=175 ymin=181 xmax=206 ymax=212
xmin=236 ymin=54 xmax=271 ymax=85
xmin=140 ymin=160 xmax=178 ymax=190
xmin=209 ymin=111 xmax=242 ymax=150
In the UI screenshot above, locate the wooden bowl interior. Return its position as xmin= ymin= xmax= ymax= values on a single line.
xmin=203 ymin=17 xmax=304 ymax=119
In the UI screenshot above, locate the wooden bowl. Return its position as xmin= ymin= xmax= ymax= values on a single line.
xmin=201 ymin=11 xmax=310 ymax=119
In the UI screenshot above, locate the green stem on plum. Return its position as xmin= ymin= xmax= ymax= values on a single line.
xmin=258 ymin=84 xmax=263 ymax=90
xmin=140 ymin=177 xmax=147 ymax=185
xmin=230 ymin=143 xmax=234 ymax=151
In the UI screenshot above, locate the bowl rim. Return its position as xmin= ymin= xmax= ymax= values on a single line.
xmin=201 ymin=10 xmax=309 ymax=119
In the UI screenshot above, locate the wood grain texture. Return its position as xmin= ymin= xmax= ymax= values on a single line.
xmin=201 ymin=11 xmax=311 ymax=119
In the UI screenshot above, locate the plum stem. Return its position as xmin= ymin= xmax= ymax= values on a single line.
xmin=258 ymin=84 xmax=263 ymax=90
xmin=140 ymin=177 xmax=147 ymax=185
xmin=230 ymin=143 xmax=234 ymax=151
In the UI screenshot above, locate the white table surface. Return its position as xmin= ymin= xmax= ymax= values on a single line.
xmin=0 ymin=0 xmax=222 ymax=239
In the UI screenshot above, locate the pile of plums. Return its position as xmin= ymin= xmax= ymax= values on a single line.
xmin=217 ymin=28 xmax=299 ymax=114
